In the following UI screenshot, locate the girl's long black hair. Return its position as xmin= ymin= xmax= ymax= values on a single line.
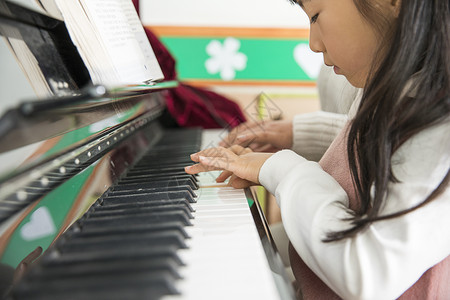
xmin=325 ymin=0 xmax=450 ymax=241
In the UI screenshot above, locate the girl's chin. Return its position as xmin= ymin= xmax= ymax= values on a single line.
xmin=333 ymin=66 xmax=341 ymax=75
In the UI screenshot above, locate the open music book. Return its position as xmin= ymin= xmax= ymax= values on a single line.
xmin=2 ymin=0 xmax=164 ymax=99
xmin=50 ymin=0 xmax=164 ymax=87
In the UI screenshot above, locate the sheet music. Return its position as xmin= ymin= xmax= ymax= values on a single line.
xmin=82 ymin=0 xmax=163 ymax=84
xmin=55 ymin=0 xmax=164 ymax=86
xmin=121 ymin=0 xmax=164 ymax=83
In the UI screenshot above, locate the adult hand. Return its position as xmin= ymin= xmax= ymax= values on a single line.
xmin=219 ymin=120 xmax=293 ymax=152
xmin=185 ymin=145 xmax=272 ymax=189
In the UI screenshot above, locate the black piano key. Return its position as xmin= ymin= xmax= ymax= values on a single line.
xmin=84 ymin=207 xmax=193 ymax=225
xmin=42 ymin=245 xmax=184 ymax=267
xmin=137 ymin=156 xmax=194 ymax=164
xmin=122 ymin=170 xmax=193 ymax=180
xmin=56 ymin=230 xmax=188 ymax=253
xmin=67 ymin=220 xmax=190 ymax=239
xmin=94 ymin=198 xmax=195 ymax=213
xmin=31 ymin=256 xmax=182 ymax=281
xmin=119 ymin=174 xmax=197 ymax=185
xmin=126 ymin=165 xmax=193 ymax=174
xmin=86 ymin=204 xmax=194 ymax=219
xmin=111 ymin=178 xmax=199 ymax=191
xmin=101 ymin=191 xmax=196 ymax=204
xmin=132 ymin=160 xmax=195 ymax=168
xmin=132 ymin=162 xmax=194 ymax=170
xmin=128 ymin=165 xmax=195 ymax=173
xmin=119 ymin=177 xmax=199 ymax=190
xmin=0 ymin=203 xmax=22 ymax=217
xmin=14 ymin=270 xmax=180 ymax=300
xmin=78 ymin=211 xmax=192 ymax=227
xmin=108 ymin=184 xmax=197 ymax=198
xmin=126 ymin=167 xmax=189 ymax=174
xmin=118 ymin=178 xmax=199 ymax=189
xmin=12 ymin=128 xmax=204 ymax=300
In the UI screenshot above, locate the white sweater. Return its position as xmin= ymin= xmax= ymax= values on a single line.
xmin=259 ymin=119 xmax=450 ymax=299
xmin=291 ymin=111 xmax=348 ymax=161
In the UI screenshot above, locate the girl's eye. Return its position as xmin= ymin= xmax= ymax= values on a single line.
xmin=310 ymin=13 xmax=319 ymax=24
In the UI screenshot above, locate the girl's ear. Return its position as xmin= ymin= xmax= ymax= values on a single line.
xmin=390 ymin=0 xmax=401 ymax=17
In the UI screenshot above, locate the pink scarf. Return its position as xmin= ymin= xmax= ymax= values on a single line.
xmin=289 ymin=122 xmax=450 ymax=299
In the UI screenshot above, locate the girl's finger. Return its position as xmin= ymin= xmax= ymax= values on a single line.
xmin=190 ymin=153 xmax=200 ymax=162
xmin=185 ymin=163 xmax=205 ymax=174
xmin=228 ymin=175 xmax=253 ymax=189
xmin=185 ymin=163 xmax=221 ymax=174
xmin=228 ymin=144 xmax=252 ymax=155
xmin=190 ymin=146 xmax=230 ymax=162
xmin=198 ymin=155 xmax=232 ymax=170
xmin=248 ymin=142 xmax=266 ymax=151
xmin=253 ymin=144 xmax=278 ymax=152
xmin=228 ymin=144 xmax=245 ymax=153
xmin=216 ymin=170 xmax=233 ymax=182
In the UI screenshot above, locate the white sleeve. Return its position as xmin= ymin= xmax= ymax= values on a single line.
xmin=291 ymin=111 xmax=348 ymax=161
xmin=259 ymin=122 xmax=450 ymax=300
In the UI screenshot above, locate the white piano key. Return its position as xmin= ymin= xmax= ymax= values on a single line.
xmin=161 ymin=130 xmax=282 ymax=299
xmin=161 ymin=183 xmax=281 ymax=300
xmin=200 ymin=129 xmax=225 ymax=149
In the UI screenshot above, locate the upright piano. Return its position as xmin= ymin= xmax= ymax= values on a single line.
xmin=0 ymin=2 xmax=295 ymax=299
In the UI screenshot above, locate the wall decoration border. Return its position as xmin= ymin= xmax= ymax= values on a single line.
xmin=147 ymin=26 xmax=321 ymax=87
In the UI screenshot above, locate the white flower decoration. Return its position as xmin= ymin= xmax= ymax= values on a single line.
xmin=205 ymin=37 xmax=248 ymax=81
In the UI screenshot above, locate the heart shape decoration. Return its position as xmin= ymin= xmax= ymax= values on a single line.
xmin=20 ymin=206 xmax=56 ymax=241
xmin=293 ymin=43 xmax=323 ymax=79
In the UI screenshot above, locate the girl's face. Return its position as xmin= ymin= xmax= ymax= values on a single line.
xmin=300 ymin=0 xmax=392 ymax=88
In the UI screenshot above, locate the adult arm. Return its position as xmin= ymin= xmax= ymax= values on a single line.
xmin=291 ymin=111 xmax=347 ymax=161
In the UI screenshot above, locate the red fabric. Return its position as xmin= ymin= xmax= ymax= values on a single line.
xmin=164 ymin=83 xmax=245 ymax=128
xmin=289 ymin=121 xmax=450 ymax=299
xmin=133 ymin=0 xmax=246 ymax=129
xmin=144 ymin=28 xmax=246 ymax=128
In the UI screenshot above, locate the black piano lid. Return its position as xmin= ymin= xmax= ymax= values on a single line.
xmin=0 ymin=0 xmax=175 ymax=155
xmin=0 ymin=81 xmax=178 ymax=154
xmin=0 ymin=81 xmax=179 ymax=226
xmin=0 ymin=0 xmax=178 ymax=155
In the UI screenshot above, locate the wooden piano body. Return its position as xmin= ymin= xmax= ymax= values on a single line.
xmin=0 ymin=2 xmax=294 ymax=299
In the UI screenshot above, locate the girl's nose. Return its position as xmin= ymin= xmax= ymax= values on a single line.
xmin=309 ymin=27 xmax=325 ymax=53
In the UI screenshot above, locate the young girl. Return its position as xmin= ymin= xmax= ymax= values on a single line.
xmin=186 ymin=0 xmax=450 ymax=299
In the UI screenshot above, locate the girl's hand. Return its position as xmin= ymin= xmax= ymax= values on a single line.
xmin=185 ymin=145 xmax=273 ymax=188
xmin=215 ymin=145 xmax=254 ymax=188
xmin=218 ymin=120 xmax=293 ymax=152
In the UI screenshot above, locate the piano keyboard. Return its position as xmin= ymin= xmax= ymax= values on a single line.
xmin=12 ymin=129 xmax=283 ymax=300
xmin=163 ymin=130 xmax=280 ymax=299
